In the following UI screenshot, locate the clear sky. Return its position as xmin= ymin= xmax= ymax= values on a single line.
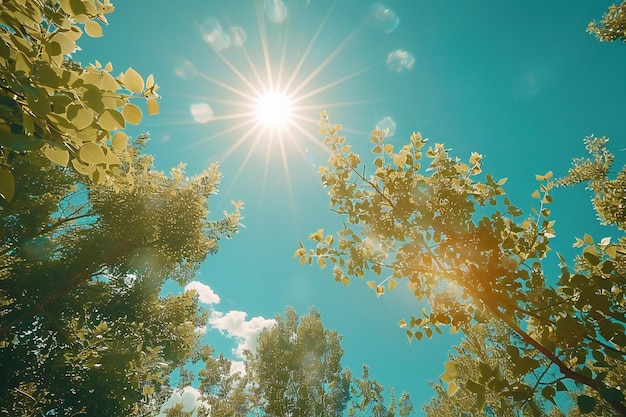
xmin=77 ymin=1 xmax=626 ymax=414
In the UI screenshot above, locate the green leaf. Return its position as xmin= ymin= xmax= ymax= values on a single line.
xmin=122 ymin=103 xmax=142 ymax=124
xmin=84 ymin=20 xmax=103 ymax=37
xmin=44 ymin=145 xmax=70 ymax=167
xmin=72 ymin=108 xmax=94 ymax=130
xmin=147 ymin=98 xmax=159 ymax=115
xmin=447 ymin=382 xmax=459 ymax=397
xmin=79 ymin=142 xmax=105 ymax=164
xmin=111 ymin=131 xmax=128 ymax=152
xmin=444 ymin=360 xmax=458 ymax=378
xmin=124 ymin=67 xmax=144 ymax=93
xmin=600 ymin=388 xmax=625 ymax=403
xmin=577 ymin=395 xmax=597 ymax=414
xmin=0 ymin=169 xmax=15 ymax=202
xmin=98 ymin=109 xmax=125 ymax=131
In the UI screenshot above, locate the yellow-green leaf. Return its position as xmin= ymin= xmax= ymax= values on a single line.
xmin=122 ymin=103 xmax=142 ymax=124
xmin=447 ymin=382 xmax=459 ymax=397
xmin=124 ymin=67 xmax=144 ymax=93
xmin=398 ymin=319 xmax=407 ymax=328
xmin=111 ymin=131 xmax=128 ymax=152
xmin=388 ymin=279 xmax=397 ymax=291
xmin=72 ymin=108 xmax=93 ymax=130
xmin=71 ymin=159 xmax=96 ymax=176
xmin=317 ymin=257 xmax=326 ymax=269
xmin=0 ymin=169 xmax=15 ymax=202
xmin=605 ymin=245 xmax=617 ymax=259
xmin=147 ymin=98 xmax=159 ymax=115
xmin=445 ymin=360 xmax=458 ymax=377
xmin=104 ymin=150 xmax=121 ymax=166
xmin=79 ymin=142 xmax=105 ymax=164
xmin=142 ymin=385 xmax=155 ymax=396
xmin=84 ymin=20 xmax=103 ymax=37
xmin=99 ymin=109 xmax=125 ymax=130
xmin=531 ymin=189 xmax=541 ymax=199
xmin=44 ymin=145 xmax=70 ymax=167
xmin=583 ymin=233 xmax=593 ymax=245
xmin=366 ymin=281 xmax=377 ymax=289
xmin=440 ymin=372 xmax=454 ymax=383
xmin=384 ymin=143 xmax=394 ymax=153
xmin=309 ymin=229 xmax=323 ymax=242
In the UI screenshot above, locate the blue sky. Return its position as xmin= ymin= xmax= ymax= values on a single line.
xmin=78 ymin=0 xmax=626 ymax=414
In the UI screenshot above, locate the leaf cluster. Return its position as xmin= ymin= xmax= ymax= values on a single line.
xmin=588 ymin=2 xmax=626 ymax=42
xmin=299 ymin=114 xmax=626 ymax=415
xmin=0 ymin=142 xmax=242 ymax=416
xmin=0 ymin=0 xmax=160 ymax=202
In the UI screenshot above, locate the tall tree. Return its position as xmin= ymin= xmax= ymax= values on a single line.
xmin=588 ymin=2 xmax=626 ymax=42
xmin=296 ymin=114 xmax=626 ymax=415
xmin=0 ymin=0 xmax=160 ymax=202
xmin=0 ymin=135 xmax=242 ymax=416
xmin=166 ymin=308 xmax=413 ymax=417
xmin=424 ymin=321 xmax=568 ymax=417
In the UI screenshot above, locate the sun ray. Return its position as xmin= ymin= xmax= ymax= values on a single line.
xmin=256 ymin=1 xmax=274 ymax=91
xmin=184 ymin=117 xmax=257 ymax=151
xmin=194 ymin=70 xmax=258 ymax=102
xmin=275 ymin=9 xmax=291 ymax=89
xmin=206 ymin=46 xmax=262 ymax=97
xmin=289 ymin=19 xmax=368 ymax=99
xmin=283 ymin=0 xmax=339 ymax=93
xmin=292 ymin=65 xmax=374 ymax=104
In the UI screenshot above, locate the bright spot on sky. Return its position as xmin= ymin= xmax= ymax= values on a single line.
xmin=377 ymin=116 xmax=396 ymax=137
xmin=173 ymin=60 xmax=195 ymax=78
xmin=264 ymin=0 xmax=288 ymax=24
xmin=254 ymin=90 xmax=294 ymax=129
xmin=190 ymin=103 xmax=214 ymax=124
xmin=230 ymin=26 xmax=247 ymax=46
xmin=386 ymin=50 xmax=414 ymax=73
xmin=201 ymin=17 xmax=231 ymax=50
xmin=369 ymin=3 xmax=399 ymax=33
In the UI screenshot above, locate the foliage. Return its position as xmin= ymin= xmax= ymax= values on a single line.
xmin=297 ymin=113 xmax=626 ymax=415
xmin=0 ymin=137 xmax=242 ymax=416
xmin=0 ymin=0 xmax=160 ymax=202
xmin=164 ymin=308 xmax=413 ymax=417
xmin=424 ymin=321 xmax=569 ymax=417
xmin=588 ymin=1 xmax=626 ymax=42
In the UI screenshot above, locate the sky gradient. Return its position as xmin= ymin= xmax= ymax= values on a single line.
xmin=77 ymin=1 xmax=626 ymax=414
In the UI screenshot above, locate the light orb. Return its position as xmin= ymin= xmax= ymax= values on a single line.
xmin=254 ymin=90 xmax=294 ymax=129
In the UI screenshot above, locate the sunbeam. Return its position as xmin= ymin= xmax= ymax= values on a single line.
xmin=173 ymin=0 xmax=378 ymax=201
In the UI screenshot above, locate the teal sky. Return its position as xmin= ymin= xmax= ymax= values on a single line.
xmin=77 ymin=1 xmax=626 ymax=414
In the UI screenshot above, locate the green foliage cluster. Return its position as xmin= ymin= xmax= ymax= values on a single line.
xmin=588 ymin=1 xmax=626 ymax=42
xmin=298 ymin=114 xmax=626 ymax=415
xmin=162 ymin=308 xmax=414 ymax=417
xmin=0 ymin=0 xmax=160 ymax=202
xmin=0 ymin=134 xmax=242 ymax=415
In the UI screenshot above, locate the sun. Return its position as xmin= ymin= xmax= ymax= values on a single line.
xmin=254 ymin=89 xmax=294 ymax=129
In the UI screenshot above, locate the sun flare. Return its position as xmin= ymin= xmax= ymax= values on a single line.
xmin=254 ymin=89 xmax=294 ymax=129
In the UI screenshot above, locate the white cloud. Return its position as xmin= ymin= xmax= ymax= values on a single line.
xmin=230 ymin=360 xmax=246 ymax=376
xmin=209 ymin=310 xmax=275 ymax=358
xmin=185 ymin=281 xmax=220 ymax=304
xmin=158 ymin=386 xmax=207 ymax=417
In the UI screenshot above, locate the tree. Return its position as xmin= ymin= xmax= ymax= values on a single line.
xmin=588 ymin=2 xmax=626 ymax=42
xmin=296 ymin=114 xmax=626 ymax=415
xmin=0 ymin=0 xmax=160 ymax=203
xmin=424 ymin=321 xmax=568 ymax=417
xmin=167 ymin=307 xmax=413 ymax=417
xmin=0 ymin=135 xmax=242 ymax=416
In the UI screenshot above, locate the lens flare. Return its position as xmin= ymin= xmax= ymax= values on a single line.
xmin=254 ymin=89 xmax=294 ymax=129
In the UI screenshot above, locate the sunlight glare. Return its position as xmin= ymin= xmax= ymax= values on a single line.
xmin=254 ymin=89 xmax=294 ymax=129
